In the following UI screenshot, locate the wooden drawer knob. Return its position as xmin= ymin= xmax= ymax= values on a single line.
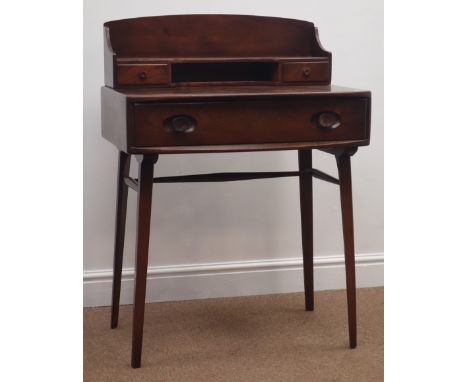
xmin=138 ymin=71 xmax=147 ymax=80
xmin=163 ymin=115 xmax=197 ymax=134
xmin=302 ymin=67 xmax=311 ymax=77
xmin=316 ymin=112 xmax=341 ymax=129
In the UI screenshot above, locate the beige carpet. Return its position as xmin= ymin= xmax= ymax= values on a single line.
xmin=84 ymin=288 xmax=383 ymax=382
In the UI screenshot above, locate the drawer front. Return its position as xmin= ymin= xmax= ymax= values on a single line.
xmin=132 ymin=98 xmax=368 ymax=147
xmin=281 ymin=61 xmax=330 ymax=83
xmin=116 ymin=64 xmax=170 ymax=85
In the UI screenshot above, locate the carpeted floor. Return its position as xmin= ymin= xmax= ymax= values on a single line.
xmin=84 ymin=287 xmax=383 ymax=382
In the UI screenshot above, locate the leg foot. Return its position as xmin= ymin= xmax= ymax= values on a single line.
xmin=130 ymin=155 xmax=157 ymax=368
xmin=336 ymin=152 xmax=357 ymax=348
xmin=111 ymin=151 xmax=131 ymax=329
xmin=298 ymin=149 xmax=314 ymax=311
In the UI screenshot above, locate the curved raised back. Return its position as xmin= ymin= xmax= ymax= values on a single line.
xmin=104 ymin=14 xmax=328 ymax=58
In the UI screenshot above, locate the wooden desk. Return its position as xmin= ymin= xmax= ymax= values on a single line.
xmin=101 ymin=15 xmax=372 ymax=368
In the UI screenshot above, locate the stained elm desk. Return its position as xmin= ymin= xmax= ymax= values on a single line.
xmin=101 ymin=15 xmax=371 ymax=368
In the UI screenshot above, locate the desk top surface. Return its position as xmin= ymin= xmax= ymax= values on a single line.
xmin=107 ymin=85 xmax=370 ymax=102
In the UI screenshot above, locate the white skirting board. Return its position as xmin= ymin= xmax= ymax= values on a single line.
xmin=83 ymin=253 xmax=383 ymax=307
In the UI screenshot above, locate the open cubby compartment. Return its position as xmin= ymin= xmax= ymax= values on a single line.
xmin=171 ymin=61 xmax=278 ymax=83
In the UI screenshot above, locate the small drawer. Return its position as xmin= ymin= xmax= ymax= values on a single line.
xmin=281 ymin=61 xmax=330 ymax=83
xmin=116 ymin=64 xmax=170 ymax=85
xmin=132 ymin=97 xmax=368 ymax=147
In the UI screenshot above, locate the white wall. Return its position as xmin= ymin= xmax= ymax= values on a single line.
xmin=84 ymin=0 xmax=383 ymax=306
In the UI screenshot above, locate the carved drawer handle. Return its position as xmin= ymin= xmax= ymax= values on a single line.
xmin=302 ymin=67 xmax=311 ymax=77
xmin=316 ymin=111 xmax=341 ymax=129
xmin=163 ymin=115 xmax=197 ymax=134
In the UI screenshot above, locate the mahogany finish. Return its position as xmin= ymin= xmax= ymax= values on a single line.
xmin=104 ymin=15 xmax=331 ymax=88
xmin=101 ymin=85 xmax=371 ymax=154
xmin=298 ymin=150 xmax=314 ymax=311
xmin=116 ymin=63 xmax=170 ymax=86
xmin=281 ymin=61 xmax=329 ymax=83
xmin=110 ymin=151 xmax=131 ymax=329
xmin=132 ymin=155 xmax=158 ymax=368
xmin=336 ymin=151 xmax=358 ymax=348
xmin=132 ymin=97 xmax=368 ymax=147
xmin=101 ymin=15 xmax=371 ymax=368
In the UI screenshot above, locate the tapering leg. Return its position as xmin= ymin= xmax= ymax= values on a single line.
xmin=111 ymin=151 xmax=131 ymax=329
xmin=298 ymin=149 xmax=314 ymax=311
xmin=131 ymin=155 xmax=158 ymax=368
xmin=336 ymin=152 xmax=357 ymax=348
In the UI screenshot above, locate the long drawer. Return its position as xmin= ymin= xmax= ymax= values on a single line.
xmin=132 ymin=97 xmax=369 ymax=147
